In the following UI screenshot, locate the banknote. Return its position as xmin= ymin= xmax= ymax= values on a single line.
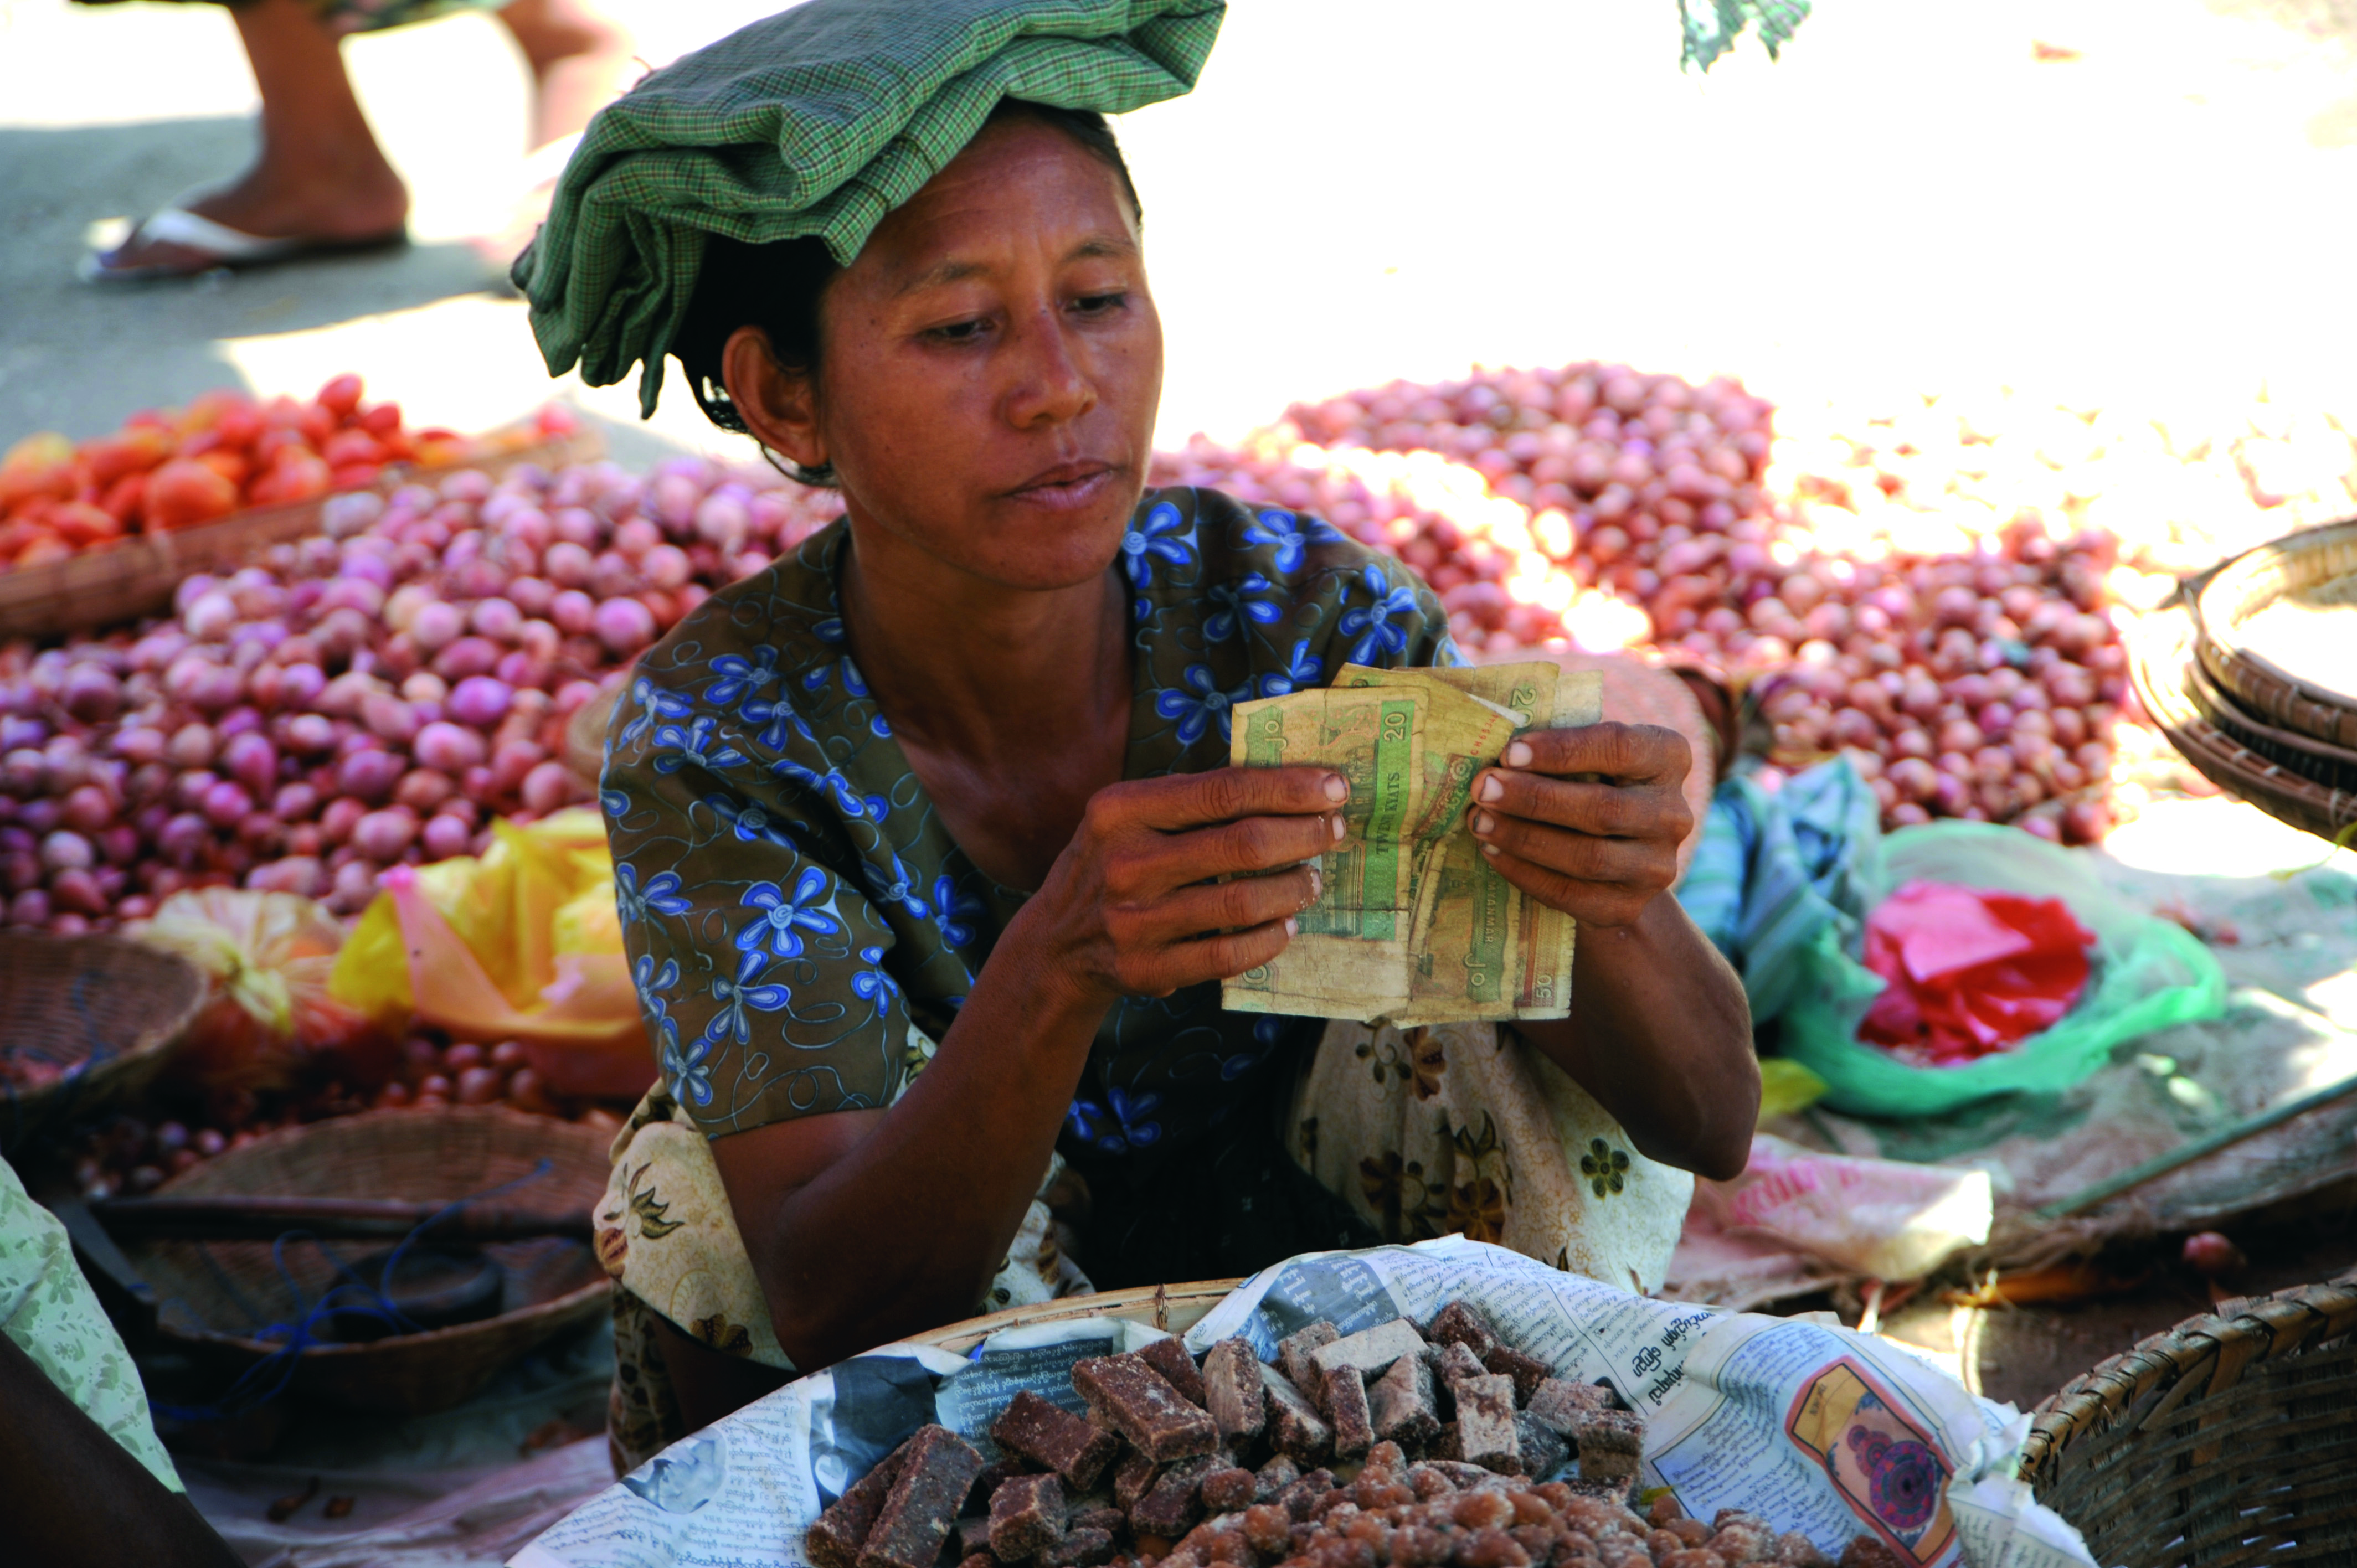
xmin=1222 ymin=661 xmax=1601 ymax=1026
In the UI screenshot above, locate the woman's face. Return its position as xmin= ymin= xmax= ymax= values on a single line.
xmin=729 ymin=116 xmax=1162 ymax=594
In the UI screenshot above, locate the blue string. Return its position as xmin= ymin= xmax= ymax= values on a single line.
xmin=150 ymin=1157 xmax=559 ymax=1425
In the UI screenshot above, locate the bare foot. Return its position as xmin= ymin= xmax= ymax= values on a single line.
xmin=95 ymin=160 xmax=409 ymax=276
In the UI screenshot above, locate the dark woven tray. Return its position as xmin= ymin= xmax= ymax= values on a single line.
xmin=2129 ymin=599 xmax=2357 ymax=843
xmin=2192 ymin=518 xmax=2357 ymax=752
xmin=2024 ymin=1271 xmax=2357 ymax=1568
xmin=0 ymin=934 xmax=205 ymax=1157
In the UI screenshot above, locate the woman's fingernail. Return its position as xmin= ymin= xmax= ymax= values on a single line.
xmin=1331 ymin=814 xmax=1346 ymax=841
xmin=1480 ymin=841 xmax=1499 ymax=858
xmin=1472 ymin=810 xmax=1495 ymax=835
xmin=1505 ymin=741 xmax=1534 ymax=768
xmin=1285 ymin=915 xmax=1300 ymax=936
xmin=1323 ymin=773 xmax=1348 ymax=802
xmin=1478 ymin=774 xmax=1504 ymax=803
xmin=1308 ymin=865 xmax=1322 ymax=898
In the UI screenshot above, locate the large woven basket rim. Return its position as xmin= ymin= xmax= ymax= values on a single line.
xmin=2128 ymin=602 xmax=2357 ymax=839
xmin=148 ymin=1104 xmax=610 ymax=1359
xmin=2181 ymin=647 xmax=2357 ymax=787
xmin=2191 ymin=517 xmax=2357 ymax=750
xmin=2021 ymin=1268 xmax=2357 ymax=1488
xmin=0 ymin=935 xmax=207 ymax=1149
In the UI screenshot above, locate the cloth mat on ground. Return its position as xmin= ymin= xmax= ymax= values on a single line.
xmin=1670 ymin=796 xmax=2357 ymax=1308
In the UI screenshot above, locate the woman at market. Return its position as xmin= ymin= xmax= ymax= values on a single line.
xmin=523 ymin=0 xmax=1757 ymax=1470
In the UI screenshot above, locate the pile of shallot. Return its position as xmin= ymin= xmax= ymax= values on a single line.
xmin=1272 ymin=363 xmax=2216 ymax=842
xmin=0 ymin=455 xmax=842 ymax=932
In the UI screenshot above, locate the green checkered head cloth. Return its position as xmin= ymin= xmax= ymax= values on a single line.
xmin=515 ymin=0 xmax=1226 ymax=417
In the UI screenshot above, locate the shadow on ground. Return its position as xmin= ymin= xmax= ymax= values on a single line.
xmin=0 ymin=117 xmax=512 ymax=441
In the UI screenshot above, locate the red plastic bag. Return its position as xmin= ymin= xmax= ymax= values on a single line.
xmin=1857 ymin=879 xmax=2093 ymax=1066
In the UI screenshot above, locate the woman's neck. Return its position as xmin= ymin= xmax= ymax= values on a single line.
xmin=835 ymin=519 xmax=1132 ymax=889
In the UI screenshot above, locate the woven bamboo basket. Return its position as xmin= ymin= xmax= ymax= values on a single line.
xmin=902 ymin=1278 xmax=1244 ymax=1356
xmin=2128 ymin=599 xmax=2357 ymax=843
xmin=2022 ymin=1270 xmax=2357 ymax=1568
xmin=0 ymin=933 xmax=205 ymax=1157
xmin=2191 ymin=519 xmax=2357 ymax=754
xmin=123 ymin=1106 xmax=613 ymax=1415
xmin=0 ymin=423 xmax=601 ymax=641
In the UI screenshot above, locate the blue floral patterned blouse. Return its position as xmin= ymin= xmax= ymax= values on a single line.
xmin=601 ymin=486 xmax=1459 ymax=1157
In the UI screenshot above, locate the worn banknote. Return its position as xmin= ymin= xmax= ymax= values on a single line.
xmin=1221 ymin=661 xmax=1602 ymax=1025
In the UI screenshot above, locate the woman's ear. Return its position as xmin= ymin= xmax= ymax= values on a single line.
xmin=722 ymin=326 xmax=827 ymax=474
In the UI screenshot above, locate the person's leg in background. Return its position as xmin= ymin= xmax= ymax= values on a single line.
xmin=495 ymin=0 xmax=635 ymax=155
xmin=89 ymin=0 xmax=631 ymax=277
xmin=93 ymin=0 xmax=408 ymax=276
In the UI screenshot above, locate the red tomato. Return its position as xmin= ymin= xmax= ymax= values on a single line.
xmin=358 ymin=401 xmax=402 ymax=436
xmin=320 ymin=429 xmax=383 ymax=468
xmin=249 ymin=450 xmax=332 ymax=507
xmin=296 ymin=402 xmax=336 ymax=447
xmin=100 ymin=473 xmax=146 ymax=528
xmin=196 ymin=450 xmax=250 ymax=488
xmin=47 ymin=502 xmax=121 ymax=548
xmin=316 ymin=373 xmax=364 ymax=419
xmin=146 ymin=458 xmax=240 ymax=530
xmin=327 ymin=462 xmax=383 ymax=492
xmin=253 ymin=427 xmax=312 ymax=468
xmin=181 ymin=388 xmax=256 ymax=437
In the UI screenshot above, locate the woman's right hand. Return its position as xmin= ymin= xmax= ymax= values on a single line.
xmin=1016 ymin=765 xmax=1347 ymax=1009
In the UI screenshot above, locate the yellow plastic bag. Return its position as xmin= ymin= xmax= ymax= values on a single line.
xmin=330 ymin=809 xmax=653 ymax=1098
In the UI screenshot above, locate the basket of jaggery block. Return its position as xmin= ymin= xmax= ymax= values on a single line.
xmin=810 ymin=1287 xmax=1907 ymax=1568
xmin=2021 ymin=1268 xmax=2357 ymax=1568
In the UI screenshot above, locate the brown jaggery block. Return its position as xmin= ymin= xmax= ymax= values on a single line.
xmin=1839 ymin=1541 xmax=1906 ymax=1568
xmin=957 ymin=1518 xmax=995 ymax=1559
xmin=1274 ymin=1468 xmax=1335 ymax=1523
xmin=1526 ymin=1379 xmax=1614 ymax=1437
xmin=1663 ymin=1552 xmax=1728 ymax=1568
xmin=1072 ymin=1355 xmax=1218 ymax=1464
xmin=1776 ymin=1535 xmax=1834 ymax=1568
xmin=1309 ymin=1319 xmax=1428 ymax=1390
xmin=857 ymin=1425 xmax=985 ymax=1568
xmin=808 ymin=1441 xmax=914 ymax=1568
xmin=1516 ymin=1413 xmax=1568 ymax=1481
xmin=1322 ymin=1364 xmax=1374 ymax=1459
xmin=1200 ymin=1338 xmax=1267 ymax=1443
xmin=1715 ymin=1510 xmax=1767 ymax=1530
xmin=987 ymin=1472 xmax=1067 ymax=1562
xmin=1277 ymin=1321 xmax=1338 ymax=1405
xmin=1253 ymin=1453 xmax=1300 ymax=1503
xmin=1071 ymin=1505 xmax=1125 ymax=1536
xmin=1370 ymin=1350 xmax=1442 ymax=1451
xmin=1113 ymin=1451 xmax=1162 ymax=1512
xmin=1199 ymin=1466 xmax=1257 ymax=1515
xmin=1483 ymin=1344 xmax=1551 ymax=1406
xmin=1571 ymin=1409 xmax=1643 ymax=1487
xmin=972 ymin=1458 xmax=1031 ymax=1498
xmin=1138 ymin=1337 xmax=1208 ymax=1409
xmin=1558 ymin=1477 xmax=1632 ymax=1509
xmin=1242 ymin=1503 xmax=1294 ymax=1558
xmin=994 ymin=1390 xmax=1122 ymax=1492
xmin=1130 ymin=1454 xmax=1219 ymax=1537
xmin=1432 ymin=1340 xmax=1489 ymax=1392
xmin=1453 ymin=1373 xmax=1521 ymax=1473
xmin=1427 ymin=1301 xmax=1500 ymax=1360
xmin=1258 ymin=1363 xmax=1334 ymax=1463
xmin=1428 ymin=1422 xmax=1463 ymax=1462
xmin=1041 ymin=1526 xmax=1116 ymax=1567
xmin=1669 ymin=1519 xmax=1713 ymax=1548
xmin=1711 ymin=1529 xmax=1773 ymax=1565
xmin=1648 ymin=1496 xmax=1686 ymax=1528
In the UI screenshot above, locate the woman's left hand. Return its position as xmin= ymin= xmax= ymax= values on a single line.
xmin=1465 ymin=722 xmax=1696 ymax=928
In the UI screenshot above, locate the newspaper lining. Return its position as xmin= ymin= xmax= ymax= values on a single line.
xmin=512 ymin=1239 xmax=2099 ymax=1568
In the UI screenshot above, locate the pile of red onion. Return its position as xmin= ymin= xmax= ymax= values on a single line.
xmin=1274 ymin=363 xmax=2160 ymax=843
xmin=0 ymin=456 xmax=842 ymax=933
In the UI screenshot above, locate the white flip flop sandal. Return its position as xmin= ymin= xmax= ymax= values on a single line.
xmin=81 ymin=204 xmax=406 ymax=283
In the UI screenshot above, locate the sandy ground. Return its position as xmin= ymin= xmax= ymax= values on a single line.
xmin=4 ymin=0 xmax=2356 ymax=466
